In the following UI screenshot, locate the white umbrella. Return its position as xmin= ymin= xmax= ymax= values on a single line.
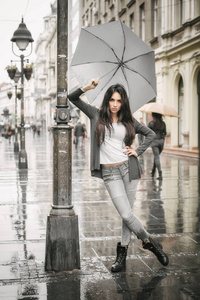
xmin=71 ymin=21 xmax=157 ymax=113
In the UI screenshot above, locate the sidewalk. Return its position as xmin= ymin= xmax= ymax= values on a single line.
xmin=0 ymin=131 xmax=200 ymax=299
xmin=163 ymin=146 xmax=199 ymax=158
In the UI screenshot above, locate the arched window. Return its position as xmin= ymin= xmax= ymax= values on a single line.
xmin=178 ymin=77 xmax=184 ymax=146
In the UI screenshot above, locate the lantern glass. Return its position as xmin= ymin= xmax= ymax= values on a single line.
xmin=15 ymin=39 xmax=30 ymax=51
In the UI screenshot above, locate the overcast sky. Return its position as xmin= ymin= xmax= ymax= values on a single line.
xmin=0 ymin=0 xmax=53 ymax=83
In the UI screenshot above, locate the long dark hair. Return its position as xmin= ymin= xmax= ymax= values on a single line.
xmin=152 ymin=112 xmax=165 ymax=130
xmin=96 ymin=84 xmax=135 ymax=146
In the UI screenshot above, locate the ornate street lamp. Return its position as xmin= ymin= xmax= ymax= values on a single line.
xmin=11 ymin=18 xmax=34 ymax=168
xmin=11 ymin=17 xmax=34 ymax=51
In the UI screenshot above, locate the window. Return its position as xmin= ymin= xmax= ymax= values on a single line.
xmin=174 ymin=0 xmax=184 ymax=28
xmin=129 ymin=13 xmax=134 ymax=32
xmin=193 ymin=0 xmax=200 ymax=18
xmin=153 ymin=0 xmax=158 ymax=37
xmin=178 ymin=77 xmax=184 ymax=146
xmin=140 ymin=3 xmax=145 ymax=40
xmin=180 ymin=0 xmax=183 ymax=26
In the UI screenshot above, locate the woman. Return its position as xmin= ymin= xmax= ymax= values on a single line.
xmin=68 ymin=79 xmax=169 ymax=272
xmin=148 ymin=113 xmax=167 ymax=180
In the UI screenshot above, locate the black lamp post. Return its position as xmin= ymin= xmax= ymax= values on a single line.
xmin=11 ymin=18 xmax=34 ymax=168
xmin=12 ymin=68 xmax=21 ymax=153
xmin=45 ymin=0 xmax=80 ymax=271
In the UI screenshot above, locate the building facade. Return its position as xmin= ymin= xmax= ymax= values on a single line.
xmin=34 ymin=2 xmax=57 ymax=131
xmin=80 ymin=0 xmax=200 ymax=155
xmin=0 ymin=79 xmax=34 ymax=131
xmin=33 ymin=0 xmax=199 ymax=155
xmin=155 ymin=0 xmax=200 ymax=153
xmin=68 ymin=0 xmax=85 ymax=126
xmin=0 ymin=83 xmax=14 ymax=128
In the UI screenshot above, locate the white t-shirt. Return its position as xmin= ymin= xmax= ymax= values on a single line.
xmin=100 ymin=122 xmax=128 ymax=164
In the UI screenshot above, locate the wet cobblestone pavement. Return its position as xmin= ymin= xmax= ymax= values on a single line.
xmin=0 ymin=131 xmax=199 ymax=299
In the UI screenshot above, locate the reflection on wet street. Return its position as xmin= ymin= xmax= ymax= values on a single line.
xmin=0 ymin=131 xmax=199 ymax=299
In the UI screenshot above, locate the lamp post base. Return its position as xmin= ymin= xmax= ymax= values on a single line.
xmin=19 ymin=150 xmax=28 ymax=169
xmin=45 ymin=208 xmax=80 ymax=271
xmin=14 ymin=141 xmax=19 ymax=153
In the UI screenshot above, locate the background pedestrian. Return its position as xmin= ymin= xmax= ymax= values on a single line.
xmin=148 ymin=112 xmax=167 ymax=180
xmin=74 ymin=120 xmax=85 ymax=149
xmin=32 ymin=124 xmax=36 ymax=137
xmin=37 ymin=125 xmax=41 ymax=136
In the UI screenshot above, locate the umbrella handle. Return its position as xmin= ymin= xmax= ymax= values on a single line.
xmin=92 ymin=81 xmax=98 ymax=87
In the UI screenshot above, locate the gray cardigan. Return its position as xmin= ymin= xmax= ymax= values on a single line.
xmin=68 ymin=88 xmax=156 ymax=181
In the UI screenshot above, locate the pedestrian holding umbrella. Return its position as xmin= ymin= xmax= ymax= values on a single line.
xmin=68 ymin=22 xmax=169 ymax=272
xmin=148 ymin=112 xmax=167 ymax=180
xmin=71 ymin=20 xmax=157 ymax=113
xmin=139 ymin=102 xmax=179 ymax=180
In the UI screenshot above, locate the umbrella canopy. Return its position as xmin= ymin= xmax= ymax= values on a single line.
xmin=71 ymin=21 xmax=156 ymax=113
xmin=139 ymin=102 xmax=179 ymax=117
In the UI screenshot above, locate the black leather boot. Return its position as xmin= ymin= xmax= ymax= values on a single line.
xmin=150 ymin=163 xmax=156 ymax=177
xmin=111 ymin=242 xmax=127 ymax=272
xmin=157 ymin=171 xmax=163 ymax=180
xmin=143 ymin=236 xmax=169 ymax=266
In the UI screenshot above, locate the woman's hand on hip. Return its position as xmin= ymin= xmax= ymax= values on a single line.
xmin=123 ymin=146 xmax=138 ymax=157
xmin=82 ymin=78 xmax=99 ymax=92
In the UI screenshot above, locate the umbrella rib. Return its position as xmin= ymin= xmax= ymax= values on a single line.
xmin=120 ymin=21 xmax=126 ymax=63
xmin=120 ymin=65 xmax=130 ymax=94
xmin=98 ymin=67 xmax=120 ymax=93
xmin=72 ymin=62 xmax=118 ymax=81
xmin=100 ymin=66 xmax=119 ymax=80
xmin=124 ymin=51 xmax=153 ymax=64
xmin=90 ymin=68 xmax=120 ymax=105
xmin=124 ymin=64 xmax=156 ymax=93
xmin=82 ymin=28 xmax=121 ymax=63
xmin=71 ymin=61 xmax=119 ymax=67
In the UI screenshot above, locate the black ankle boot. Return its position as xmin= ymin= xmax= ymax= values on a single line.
xmin=157 ymin=171 xmax=163 ymax=180
xmin=150 ymin=164 xmax=156 ymax=177
xmin=111 ymin=242 xmax=127 ymax=272
xmin=143 ymin=237 xmax=169 ymax=266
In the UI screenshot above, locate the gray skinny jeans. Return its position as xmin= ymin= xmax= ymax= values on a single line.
xmin=102 ymin=161 xmax=149 ymax=245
